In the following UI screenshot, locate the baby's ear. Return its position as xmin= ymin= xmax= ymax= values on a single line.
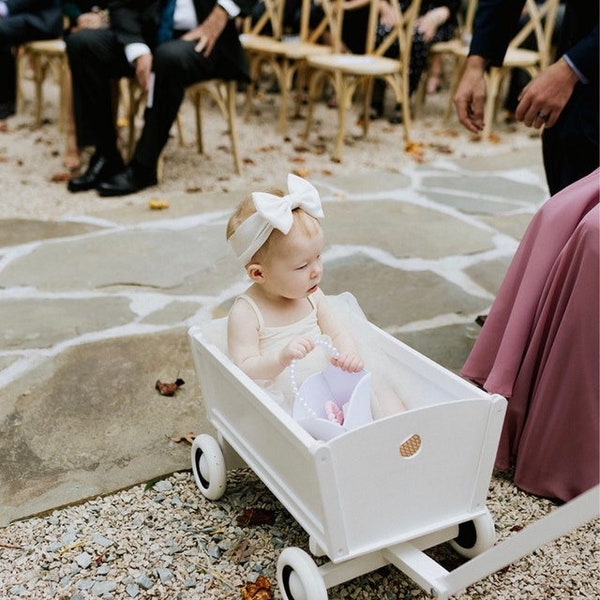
xmin=247 ymin=263 xmax=265 ymax=282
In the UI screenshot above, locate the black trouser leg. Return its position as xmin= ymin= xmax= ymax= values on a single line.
xmin=132 ymin=39 xmax=219 ymax=170
xmin=66 ymin=28 xmax=132 ymax=155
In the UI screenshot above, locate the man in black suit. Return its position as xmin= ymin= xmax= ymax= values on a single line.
xmin=453 ymin=0 xmax=598 ymax=195
xmin=0 ymin=0 xmax=63 ymax=124
xmin=67 ymin=0 xmax=255 ymax=196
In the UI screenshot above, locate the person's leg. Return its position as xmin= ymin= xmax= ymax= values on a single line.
xmin=542 ymin=84 xmax=599 ymax=196
xmin=0 ymin=15 xmax=35 ymax=122
xmin=98 ymin=39 xmax=220 ymax=196
xmin=132 ymin=39 xmax=220 ymax=172
xmin=66 ymin=28 xmax=133 ymax=191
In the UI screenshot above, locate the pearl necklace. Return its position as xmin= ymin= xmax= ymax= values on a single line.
xmin=290 ymin=336 xmax=339 ymax=418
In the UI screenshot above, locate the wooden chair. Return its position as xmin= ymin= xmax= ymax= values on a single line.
xmin=303 ymin=0 xmax=422 ymax=162
xmin=17 ymin=39 xmax=68 ymax=129
xmin=412 ymin=0 xmax=477 ymax=118
xmin=125 ymin=77 xmax=242 ymax=178
xmin=445 ymin=0 xmax=560 ymax=138
xmin=241 ymin=0 xmax=340 ymax=134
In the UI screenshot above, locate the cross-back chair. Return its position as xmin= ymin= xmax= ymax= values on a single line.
xmin=17 ymin=39 xmax=69 ymax=129
xmin=241 ymin=0 xmax=341 ymax=134
xmin=124 ymin=76 xmax=241 ymax=180
xmin=303 ymin=0 xmax=422 ymax=162
xmin=446 ymin=0 xmax=560 ymax=138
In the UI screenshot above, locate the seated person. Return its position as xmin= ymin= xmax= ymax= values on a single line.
xmin=66 ymin=0 xmax=255 ymax=197
xmin=0 ymin=0 xmax=63 ymax=130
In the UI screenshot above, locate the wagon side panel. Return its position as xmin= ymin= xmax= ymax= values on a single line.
xmin=188 ymin=330 xmax=330 ymax=544
xmin=325 ymin=399 xmax=497 ymax=559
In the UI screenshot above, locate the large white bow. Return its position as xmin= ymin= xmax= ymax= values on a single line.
xmin=228 ymin=174 xmax=324 ymax=265
xmin=251 ymin=173 xmax=324 ymax=235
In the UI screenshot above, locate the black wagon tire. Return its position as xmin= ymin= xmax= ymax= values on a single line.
xmin=450 ymin=509 xmax=496 ymax=558
xmin=190 ymin=434 xmax=226 ymax=500
xmin=277 ymin=547 xmax=328 ymax=600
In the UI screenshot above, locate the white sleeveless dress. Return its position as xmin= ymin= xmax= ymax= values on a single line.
xmin=234 ymin=293 xmax=330 ymax=413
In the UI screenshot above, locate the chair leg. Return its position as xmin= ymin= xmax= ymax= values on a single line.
xmin=303 ymin=70 xmax=322 ymax=141
xmin=226 ymin=80 xmax=242 ymax=174
xmin=482 ymin=68 xmax=502 ymax=139
xmin=193 ymin=89 xmax=204 ymax=154
xmin=32 ymin=53 xmax=45 ymax=128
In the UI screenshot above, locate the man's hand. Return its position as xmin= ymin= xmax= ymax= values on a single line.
xmin=515 ymin=58 xmax=579 ymax=129
xmin=181 ymin=6 xmax=228 ymax=56
xmin=135 ymin=53 xmax=153 ymax=91
xmin=453 ymin=55 xmax=487 ymax=133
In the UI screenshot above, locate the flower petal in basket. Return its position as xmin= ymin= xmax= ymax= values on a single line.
xmin=293 ymin=364 xmax=373 ymax=441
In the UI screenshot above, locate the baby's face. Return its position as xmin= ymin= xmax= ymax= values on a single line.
xmin=262 ymin=225 xmax=324 ymax=299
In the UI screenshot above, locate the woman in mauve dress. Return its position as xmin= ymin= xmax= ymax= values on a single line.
xmin=461 ymin=168 xmax=599 ymax=503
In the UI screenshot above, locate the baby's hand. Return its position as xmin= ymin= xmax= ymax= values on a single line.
xmin=331 ymin=352 xmax=363 ymax=372
xmin=280 ymin=337 xmax=315 ymax=367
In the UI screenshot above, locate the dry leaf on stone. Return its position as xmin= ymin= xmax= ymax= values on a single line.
xmin=240 ymin=575 xmax=273 ymax=600
xmin=292 ymin=168 xmax=310 ymax=178
xmin=488 ymin=132 xmax=501 ymax=144
xmin=149 ymin=198 xmax=169 ymax=210
xmin=169 ymin=432 xmax=196 ymax=445
xmin=243 ymin=157 xmax=256 ymax=165
xmin=290 ymin=156 xmax=306 ymax=163
xmin=235 ymin=508 xmax=275 ymax=527
xmin=50 ymin=172 xmax=71 ymax=182
xmin=155 ymin=378 xmax=185 ymax=396
xmin=185 ymin=185 xmax=202 ymax=193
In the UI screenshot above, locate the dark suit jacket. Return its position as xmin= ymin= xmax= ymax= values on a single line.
xmin=5 ymin=0 xmax=63 ymax=37
xmin=108 ymin=0 xmax=256 ymax=80
xmin=469 ymin=0 xmax=599 ymax=86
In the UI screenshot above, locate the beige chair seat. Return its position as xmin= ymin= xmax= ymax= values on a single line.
xmin=308 ymin=54 xmax=399 ymax=76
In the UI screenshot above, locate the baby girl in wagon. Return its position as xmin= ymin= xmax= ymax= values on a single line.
xmin=226 ymin=173 xmax=407 ymax=424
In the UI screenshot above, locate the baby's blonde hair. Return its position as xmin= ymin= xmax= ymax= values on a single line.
xmin=227 ymin=189 xmax=322 ymax=265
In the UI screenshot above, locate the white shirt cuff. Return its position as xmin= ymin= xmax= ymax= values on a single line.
xmin=217 ymin=0 xmax=240 ymax=18
xmin=125 ymin=42 xmax=152 ymax=64
xmin=0 ymin=2 xmax=8 ymax=18
xmin=562 ymin=54 xmax=588 ymax=84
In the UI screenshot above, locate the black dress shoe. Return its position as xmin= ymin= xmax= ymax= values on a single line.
xmin=96 ymin=164 xmax=158 ymax=197
xmin=67 ymin=154 xmax=124 ymax=193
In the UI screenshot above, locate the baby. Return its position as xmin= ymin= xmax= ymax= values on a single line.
xmin=226 ymin=173 xmax=406 ymax=418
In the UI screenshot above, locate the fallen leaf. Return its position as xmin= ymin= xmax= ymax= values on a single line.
xmin=185 ymin=185 xmax=202 ymax=193
xmin=155 ymin=378 xmax=185 ymax=396
xmin=430 ymin=143 xmax=453 ymax=155
xmin=292 ymin=167 xmax=310 ymax=177
xmin=169 ymin=432 xmax=196 ymax=445
xmin=321 ymin=168 xmax=333 ymax=176
xmin=226 ymin=539 xmax=254 ymax=564
xmin=487 ymin=132 xmax=501 ymax=144
xmin=240 ymin=575 xmax=273 ymax=600
xmin=292 ymin=144 xmax=310 ymax=153
xmin=50 ymin=172 xmax=71 ymax=183
xmin=235 ymin=508 xmax=275 ymax=527
xmin=149 ymin=198 xmax=169 ymax=210
xmin=243 ymin=157 xmax=256 ymax=165
xmin=290 ymin=156 xmax=306 ymax=163
xmin=405 ymin=141 xmax=426 ymax=162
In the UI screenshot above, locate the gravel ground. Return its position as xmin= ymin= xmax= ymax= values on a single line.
xmin=1 ymin=73 xmax=598 ymax=600
xmin=0 ymin=468 xmax=598 ymax=599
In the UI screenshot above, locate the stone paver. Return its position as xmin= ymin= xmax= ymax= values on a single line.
xmin=0 ymin=150 xmax=548 ymax=526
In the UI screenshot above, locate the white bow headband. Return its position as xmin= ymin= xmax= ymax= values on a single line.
xmin=228 ymin=173 xmax=324 ymax=265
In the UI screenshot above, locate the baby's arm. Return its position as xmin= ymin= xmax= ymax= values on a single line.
xmin=315 ymin=291 xmax=364 ymax=372
xmin=227 ymin=299 xmax=315 ymax=380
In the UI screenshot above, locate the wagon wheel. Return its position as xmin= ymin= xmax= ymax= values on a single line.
xmin=450 ymin=509 xmax=496 ymax=558
xmin=277 ymin=547 xmax=328 ymax=600
xmin=190 ymin=434 xmax=227 ymax=500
